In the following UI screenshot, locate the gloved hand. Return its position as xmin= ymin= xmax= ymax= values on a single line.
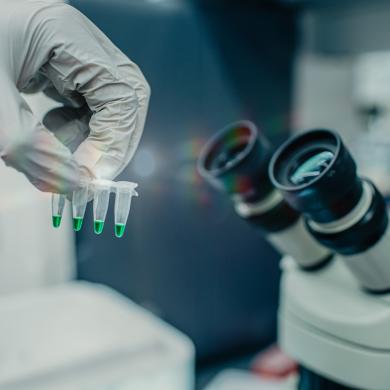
xmin=0 ymin=0 xmax=150 ymax=194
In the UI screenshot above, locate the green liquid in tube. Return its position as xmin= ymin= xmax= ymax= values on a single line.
xmin=52 ymin=215 xmax=62 ymax=228
xmin=73 ymin=217 xmax=83 ymax=232
xmin=94 ymin=220 xmax=104 ymax=234
xmin=115 ymin=224 xmax=126 ymax=238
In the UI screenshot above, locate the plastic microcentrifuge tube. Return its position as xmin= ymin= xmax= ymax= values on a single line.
xmin=52 ymin=194 xmax=66 ymax=228
xmin=72 ymin=185 xmax=89 ymax=232
xmin=114 ymin=182 xmax=138 ymax=238
xmin=50 ymin=180 xmax=139 ymax=235
xmin=93 ymin=180 xmax=111 ymax=235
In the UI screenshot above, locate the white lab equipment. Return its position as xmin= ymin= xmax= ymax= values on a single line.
xmin=351 ymin=51 xmax=390 ymax=195
xmin=0 ymin=163 xmax=75 ymax=293
xmin=279 ymin=256 xmax=390 ymax=389
xmin=269 ymin=128 xmax=390 ymax=388
xmin=0 ymin=88 xmax=75 ymax=295
xmin=0 ymin=282 xmax=195 ymax=390
xmin=205 ymin=370 xmax=296 ymax=390
xmin=290 ymin=36 xmax=390 ymax=389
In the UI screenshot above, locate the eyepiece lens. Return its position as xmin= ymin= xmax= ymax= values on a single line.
xmin=290 ymin=150 xmax=334 ymax=186
xmin=210 ymin=143 xmax=247 ymax=171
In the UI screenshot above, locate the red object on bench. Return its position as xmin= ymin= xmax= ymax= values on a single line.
xmin=251 ymin=345 xmax=298 ymax=379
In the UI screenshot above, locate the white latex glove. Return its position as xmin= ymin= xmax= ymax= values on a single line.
xmin=0 ymin=0 xmax=150 ymax=193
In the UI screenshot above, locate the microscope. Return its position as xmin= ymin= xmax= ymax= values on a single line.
xmin=198 ymin=121 xmax=390 ymax=389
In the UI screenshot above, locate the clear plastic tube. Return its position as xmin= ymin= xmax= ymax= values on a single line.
xmin=72 ymin=185 xmax=89 ymax=232
xmin=52 ymin=194 xmax=66 ymax=228
xmin=93 ymin=180 xmax=111 ymax=234
xmin=114 ymin=182 xmax=138 ymax=238
xmin=51 ymin=180 xmax=138 ymax=237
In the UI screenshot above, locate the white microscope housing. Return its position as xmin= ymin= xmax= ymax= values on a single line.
xmin=279 ymin=255 xmax=390 ymax=389
xmin=269 ymin=129 xmax=390 ymax=389
xmin=198 ymin=122 xmax=390 ymax=389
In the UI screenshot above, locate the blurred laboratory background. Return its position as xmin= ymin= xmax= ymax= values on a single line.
xmin=3 ymin=0 xmax=390 ymax=389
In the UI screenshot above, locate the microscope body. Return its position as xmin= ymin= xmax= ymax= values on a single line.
xmin=279 ymin=253 xmax=390 ymax=390
xmin=198 ymin=122 xmax=390 ymax=389
xmin=268 ymin=130 xmax=390 ymax=389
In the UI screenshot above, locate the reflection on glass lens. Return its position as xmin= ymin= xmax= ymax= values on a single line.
xmin=290 ymin=151 xmax=334 ymax=185
xmin=210 ymin=144 xmax=247 ymax=171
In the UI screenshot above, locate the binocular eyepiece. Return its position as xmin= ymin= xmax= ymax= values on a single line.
xmin=198 ymin=121 xmax=332 ymax=270
xmin=199 ymin=122 xmax=390 ymax=293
